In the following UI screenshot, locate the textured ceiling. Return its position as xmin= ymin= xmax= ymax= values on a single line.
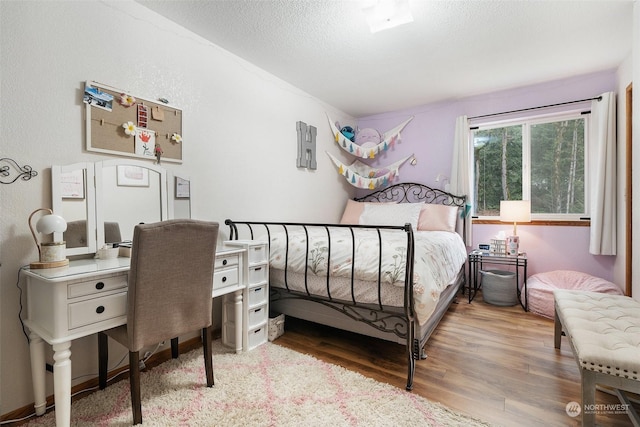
xmin=137 ymin=0 xmax=634 ymax=117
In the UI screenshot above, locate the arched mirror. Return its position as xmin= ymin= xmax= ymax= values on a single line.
xmin=95 ymin=159 xmax=168 ymax=247
xmin=52 ymin=163 xmax=97 ymax=256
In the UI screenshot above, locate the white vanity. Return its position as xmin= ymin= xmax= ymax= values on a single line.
xmin=24 ymin=160 xmax=249 ymax=427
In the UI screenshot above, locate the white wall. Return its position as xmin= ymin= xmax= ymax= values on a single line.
xmin=0 ymin=1 xmax=353 ymax=415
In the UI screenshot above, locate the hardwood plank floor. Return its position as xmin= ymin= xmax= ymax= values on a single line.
xmin=274 ymin=292 xmax=638 ymax=426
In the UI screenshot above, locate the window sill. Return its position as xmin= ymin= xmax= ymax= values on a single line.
xmin=472 ymin=219 xmax=590 ymax=227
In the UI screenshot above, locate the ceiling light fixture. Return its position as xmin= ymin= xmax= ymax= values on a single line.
xmin=362 ymin=0 xmax=414 ymax=33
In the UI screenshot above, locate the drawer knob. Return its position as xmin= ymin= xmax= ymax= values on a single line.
xmin=95 ymin=282 xmax=105 ymax=290
xmin=222 ymin=259 xmax=228 ymax=266
xmin=96 ymin=306 xmax=105 ymax=314
xmin=222 ymin=276 xmax=227 ymax=283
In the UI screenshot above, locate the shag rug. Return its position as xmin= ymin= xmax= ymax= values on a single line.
xmin=25 ymin=341 xmax=491 ymax=426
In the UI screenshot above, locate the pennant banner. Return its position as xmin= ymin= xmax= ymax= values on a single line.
xmin=326 ymin=152 xmax=413 ymax=190
xmin=328 ymin=115 xmax=413 ymax=160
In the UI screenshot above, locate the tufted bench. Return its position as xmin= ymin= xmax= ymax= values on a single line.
xmin=554 ymin=290 xmax=640 ymax=426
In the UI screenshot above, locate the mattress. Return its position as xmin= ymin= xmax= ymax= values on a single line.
xmin=268 ymin=228 xmax=467 ymax=324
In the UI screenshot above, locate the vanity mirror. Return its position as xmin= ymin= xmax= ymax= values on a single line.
xmin=52 ymin=162 xmax=97 ymax=256
xmin=52 ymin=159 xmax=184 ymax=256
xmin=95 ymin=159 xmax=168 ymax=247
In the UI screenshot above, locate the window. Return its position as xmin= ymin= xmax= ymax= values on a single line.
xmin=472 ymin=111 xmax=588 ymax=220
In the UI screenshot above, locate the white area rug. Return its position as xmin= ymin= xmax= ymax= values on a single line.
xmin=25 ymin=341 xmax=492 ymax=426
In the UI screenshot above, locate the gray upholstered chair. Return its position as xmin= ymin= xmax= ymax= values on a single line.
xmin=98 ymin=219 xmax=219 ymax=425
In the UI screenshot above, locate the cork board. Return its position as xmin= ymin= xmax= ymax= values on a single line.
xmin=85 ymin=81 xmax=182 ymax=163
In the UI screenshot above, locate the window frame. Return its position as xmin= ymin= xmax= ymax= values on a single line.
xmin=470 ymin=109 xmax=590 ymax=222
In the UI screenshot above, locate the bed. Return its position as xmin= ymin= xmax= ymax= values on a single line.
xmin=225 ymin=182 xmax=468 ymax=390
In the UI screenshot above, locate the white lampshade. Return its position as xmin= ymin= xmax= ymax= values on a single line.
xmin=500 ymin=200 xmax=531 ymax=235
xmin=36 ymin=213 xmax=67 ymax=234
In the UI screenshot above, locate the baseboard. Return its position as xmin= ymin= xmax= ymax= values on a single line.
xmin=0 ymin=331 xmax=218 ymax=424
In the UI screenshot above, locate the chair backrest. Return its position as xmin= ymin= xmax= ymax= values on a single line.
xmin=127 ymin=219 xmax=219 ymax=351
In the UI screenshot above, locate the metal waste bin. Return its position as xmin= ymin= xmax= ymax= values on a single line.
xmin=480 ymin=269 xmax=518 ymax=306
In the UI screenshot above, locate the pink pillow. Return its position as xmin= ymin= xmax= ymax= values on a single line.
xmin=417 ymin=204 xmax=458 ymax=232
xmin=340 ymin=200 xmax=365 ymax=224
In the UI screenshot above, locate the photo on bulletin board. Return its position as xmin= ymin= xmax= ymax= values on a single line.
xmin=117 ymin=165 xmax=149 ymax=187
xmin=134 ymin=129 xmax=157 ymax=157
xmin=83 ymin=85 xmax=113 ymax=112
xmin=176 ymin=177 xmax=190 ymax=198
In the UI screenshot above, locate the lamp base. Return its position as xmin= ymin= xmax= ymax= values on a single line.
xmin=30 ymin=259 xmax=69 ymax=269
xmin=506 ymin=235 xmax=519 ymax=256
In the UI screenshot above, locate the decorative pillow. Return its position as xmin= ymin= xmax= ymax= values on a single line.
xmin=359 ymin=203 xmax=423 ymax=230
xmin=340 ymin=200 xmax=366 ymax=224
xmin=417 ymin=204 xmax=458 ymax=232
xmin=339 ymin=200 xmax=398 ymax=224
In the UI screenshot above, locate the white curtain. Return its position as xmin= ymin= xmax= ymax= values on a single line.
xmin=589 ymin=92 xmax=616 ymax=255
xmin=450 ymin=115 xmax=472 ymax=244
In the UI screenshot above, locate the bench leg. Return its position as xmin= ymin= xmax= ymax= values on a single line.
xmin=581 ymin=370 xmax=596 ymax=426
xmin=554 ymin=309 xmax=562 ymax=349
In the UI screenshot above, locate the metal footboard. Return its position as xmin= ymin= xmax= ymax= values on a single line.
xmin=225 ymin=219 xmax=421 ymax=389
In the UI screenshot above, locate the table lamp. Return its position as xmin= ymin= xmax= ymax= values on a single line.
xmin=29 ymin=208 xmax=69 ymax=269
xmin=500 ymin=200 xmax=531 ymax=256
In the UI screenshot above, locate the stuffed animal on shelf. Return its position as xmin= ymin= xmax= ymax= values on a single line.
xmin=335 ymin=121 xmax=355 ymax=142
xmin=355 ymin=128 xmax=381 ymax=148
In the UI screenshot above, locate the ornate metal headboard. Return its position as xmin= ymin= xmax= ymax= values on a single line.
xmin=355 ymin=182 xmax=466 ymax=207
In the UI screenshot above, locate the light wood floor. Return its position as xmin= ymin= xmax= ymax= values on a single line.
xmin=275 ymin=292 xmax=638 ymax=427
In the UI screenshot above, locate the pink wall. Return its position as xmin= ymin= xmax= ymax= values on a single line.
xmin=354 ymin=70 xmax=619 ymax=283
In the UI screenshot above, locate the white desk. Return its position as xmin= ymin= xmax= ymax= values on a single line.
xmin=23 ymin=248 xmax=245 ymax=427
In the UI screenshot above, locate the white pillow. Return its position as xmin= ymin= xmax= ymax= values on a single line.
xmin=417 ymin=204 xmax=458 ymax=232
xmin=359 ymin=203 xmax=423 ymax=230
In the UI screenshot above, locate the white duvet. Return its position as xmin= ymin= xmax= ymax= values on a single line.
xmin=268 ymin=228 xmax=467 ymax=324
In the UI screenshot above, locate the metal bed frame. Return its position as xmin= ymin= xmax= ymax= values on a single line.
xmin=225 ymin=182 xmax=467 ymax=390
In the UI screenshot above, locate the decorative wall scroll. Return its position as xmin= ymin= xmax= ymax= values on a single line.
xmin=326 ymin=115 xmax=414 ymax=190
xmin=0 ymin=158 xmax=38 ymax=184
xmin=85 ymin=81 xmax=183 ymax=163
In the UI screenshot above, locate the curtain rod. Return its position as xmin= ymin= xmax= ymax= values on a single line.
xmin=468 ymin=96 xmax=602 ymax=120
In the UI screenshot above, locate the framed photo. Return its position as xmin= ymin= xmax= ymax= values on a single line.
xmin=117 ymin=165 xmax=149 ymax=187
xmin=176 ymin=177 xmax=190 ymax=198
xmin=60 ymin=169 xmax=85 ymax=199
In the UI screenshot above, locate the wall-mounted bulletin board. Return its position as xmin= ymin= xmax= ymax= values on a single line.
xmin=84 ymin=80 xmax=183 ymax=163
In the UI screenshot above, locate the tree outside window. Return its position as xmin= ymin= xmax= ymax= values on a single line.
xmin=472 ymin=114 xmax=587 ymax=219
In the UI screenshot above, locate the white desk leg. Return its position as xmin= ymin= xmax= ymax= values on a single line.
xmin=233 ymin=290 xmax=243 ymax=353
xmin=28 ymin=331 xmax=47 ymax=416
xmin=52 ymin=341 xmax=72 ymax=427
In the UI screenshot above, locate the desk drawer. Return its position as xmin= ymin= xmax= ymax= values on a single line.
xmin=214 ymin=267 xmax=239 ymax=291
xmin=68 ymin=292 xmax=127 ymax=330
xmin=68 ymin=275 xmax=127 ymax=299
xmin=215 ymin=253 xmax=239 ymax=270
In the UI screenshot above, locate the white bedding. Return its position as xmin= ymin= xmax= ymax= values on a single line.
xmin=268 ymin=228 xmax=467 ymax=324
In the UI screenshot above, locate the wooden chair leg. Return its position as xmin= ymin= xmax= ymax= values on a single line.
xmin=129 ymin=351 xmax=142 ymax=425
xmin=171 ymin=337 xmax=179 ymax=359
xmin=98 ymin=332 xmax=108 ymax=389
xmin=202 ymin=326 xmax=214 ymax=387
